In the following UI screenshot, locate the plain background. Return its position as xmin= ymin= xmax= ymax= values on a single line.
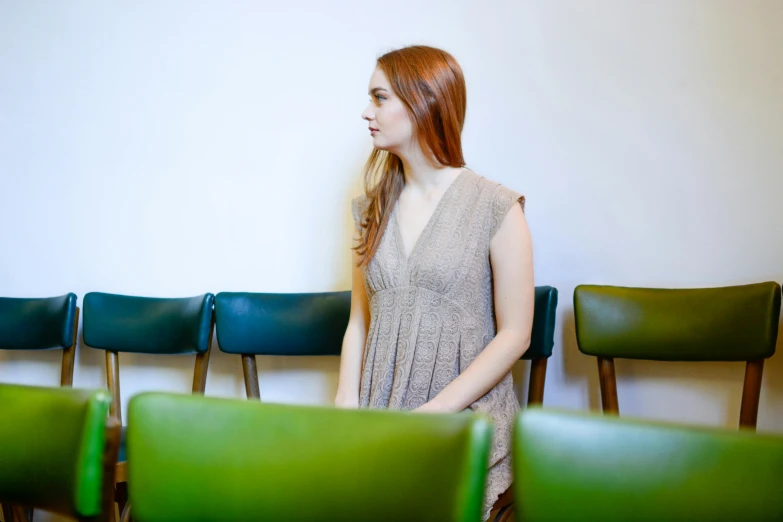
xmin=1 ymin=2 xmax=782 ymax=518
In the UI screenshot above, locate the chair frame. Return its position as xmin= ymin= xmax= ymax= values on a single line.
xmin=576 ymin=282 xmax=780 ymax=431
xmin=0 ymin=297 xmax=80 ymax=520
xmin=84 ymin=299 xmax=215 ymax=522
xmin=215 ymin=291 xmax=351 ymax=401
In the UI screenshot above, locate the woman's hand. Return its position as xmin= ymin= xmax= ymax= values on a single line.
xmin=334 ymin=392 xmax=359 ymax=409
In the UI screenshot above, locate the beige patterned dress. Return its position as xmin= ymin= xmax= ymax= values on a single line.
xmin=352 ymin=169 xmax=525 ymax=519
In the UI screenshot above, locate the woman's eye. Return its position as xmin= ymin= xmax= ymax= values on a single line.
xmin=375 ymin=95 xmax=386 ymax=101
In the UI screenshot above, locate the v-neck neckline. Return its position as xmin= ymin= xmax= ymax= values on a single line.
xmin=393 ymin=168 xmax=468 ymax=266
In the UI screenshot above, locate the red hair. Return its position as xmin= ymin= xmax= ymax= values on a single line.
xmin=355 ymin=45 xmax=467 ymax=266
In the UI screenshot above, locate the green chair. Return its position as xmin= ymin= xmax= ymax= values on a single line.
xmin=82 ymin=292 xmax=215 ymax=520
xmin=492 ymin=286 xmax=558 ymax=522
xmin=574 ymin=282 xmax=781 ymax=428
xmin=513 ymin=408 xmax=783 ymax=521
xmin=126 ymin=392 xmax=493 ymax=522
xmin=214 ymin=291 xmax=351 ymax=399
xmin=0 ymin=384 xmax=119 ymax=522
xmin=0 ymin=293 xmax=79 ymax=386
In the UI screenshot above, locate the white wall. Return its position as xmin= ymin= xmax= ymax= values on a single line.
xmin=1 ymin=0 xmax=782 ymax=513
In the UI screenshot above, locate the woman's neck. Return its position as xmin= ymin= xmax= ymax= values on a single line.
xmin=397 ymin=148 xmax=463 ymax=195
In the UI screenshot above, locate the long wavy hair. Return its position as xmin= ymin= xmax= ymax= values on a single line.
xmin=355 ymin=45 xmax=467 ymax=267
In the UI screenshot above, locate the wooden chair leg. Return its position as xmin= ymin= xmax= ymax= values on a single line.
xmin=2 ymin=503 xmax=16 ymax=522
xmin=60 ymin=307 xmax=79 ymax=387
xmin=101 ymin=419 xmax=121 ymax=522
xmin=192 ymin=349 xmax=211 ymax=395
xmin=105 ymin=351 xmax=122 ymax=423
xmin=192 ymin=310 xmax=215 ymax=395
xmin=11 ymin=506 xmax=27 ymax=522
xmin=104 ymin=352 xmax=124 ymax=521
xmin=119 ymin=503 xmax=131 ymax=522
xmin=496 ymin=504 xmax=515 ymax=522
xmin=739 ymin=359 xmax=764 ymax=430
xmin=115 ymin=483 xmax=128 ymax=519
xmin=242 ymin=355 xmax=261 ymax=400
xmin=527 ymin=358 xmax=547 ymax=406
xmin=491 ymin=485 xmax=514 ymax=522
xmin=597 ymin=357 xmax=619 ymax=414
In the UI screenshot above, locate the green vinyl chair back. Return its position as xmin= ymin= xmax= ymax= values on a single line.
xmin=82 ymin=292 xmax=216 ymax=422
xmin=127 ymin=392 xmax=493 ymax=522
xmin=521 ymin=286 xmax=558 ymax=405
xmin=0 ymin=293 xmax=79 ymax=386
xmin=513 ymin=408 xmax=783 ymax=522
xmin=0 ymin=384 xmax=117 ymax=521
xmin=214 ymin=291 xmax=350 ymax=398
xmin=573 ymin=282 xmax=781 ymax=428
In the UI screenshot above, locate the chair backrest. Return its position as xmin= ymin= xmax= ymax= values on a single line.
xmin=83 ymin=293 xmax=215 ymax=355
xmin=0 ymin=384 xmax=116 ymax=521
xmin=0 ymin=293 xmax=79 ymax=386
xmin=127 ymin=392 xmax=493 ymax=522
xmin=214 ymin=291 xmax=350 ymax=356
xmin=574 ymin=282 xmax=781 ymax=361
xmin=514 ymin=408 xmax=783 ymax=521
xmin=82 ymin=292 xmax=215 ymax=421
xmin=522 ymin=286 xmax=558 ymax=361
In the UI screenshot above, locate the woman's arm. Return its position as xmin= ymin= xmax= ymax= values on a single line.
xmin=415 ymin=203 xmax=534 ymax=413
xmin=334 ymin=242 xmax=371 ymax=408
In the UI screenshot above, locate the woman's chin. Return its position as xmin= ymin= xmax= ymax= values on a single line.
xmin=371 ymin=140 xmax=397 ymax=154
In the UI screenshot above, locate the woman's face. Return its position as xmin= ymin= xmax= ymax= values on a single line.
xmin=362 ymin=67 xmax=413 ymax=154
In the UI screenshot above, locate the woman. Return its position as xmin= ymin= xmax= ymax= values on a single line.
xmin=335 ymin=45 xmax=534 ymax=520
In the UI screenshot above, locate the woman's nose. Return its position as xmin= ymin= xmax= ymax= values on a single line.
xmin=362 ymin=104 xmax=374 ymax=121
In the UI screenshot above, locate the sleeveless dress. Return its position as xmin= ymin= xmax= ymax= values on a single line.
xmin=351 ymin=169 xmax=526 ymax=519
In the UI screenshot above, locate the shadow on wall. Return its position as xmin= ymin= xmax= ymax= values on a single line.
xmin=333 ymin=153 xmax=370 ymax=293
xmin=0 ymin=348 xmax=63 ymax=385
xmin=560 ymin=306 xmax=601 ymax=411
xmin=756 ymin=318 xmax=783 ymax=432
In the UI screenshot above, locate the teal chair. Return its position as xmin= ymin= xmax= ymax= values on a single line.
xmin=82 ymin=292 xmax=215 ymax=521
xmin=214 ymin=291 xmax=351 ymax=398
xmin=492 ymin=286 xmax=558 ymax=522
xmin=574 ymin=282 xmax=781 ymax=428
xmin=0 ymin=384 xmax=119 ymax=522
xmin=520 ymin=286 xmax=559 ymax=405
xmin=514 ymin=408 xmax=783 ymax=521
xmin=0 ymin=293 xmax=79 ymax=386
xmin=126 ymin=392 xmax=493 ymax=522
